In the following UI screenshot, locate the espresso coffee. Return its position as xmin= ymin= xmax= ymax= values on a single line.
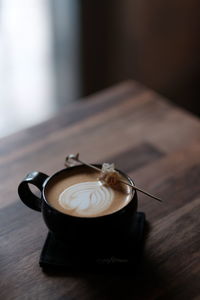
xmin=45 ymin=166 xmax=133 ymax=218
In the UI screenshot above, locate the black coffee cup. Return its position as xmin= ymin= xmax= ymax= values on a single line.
xmin=18 ymin=165 xmax=138 ymax=246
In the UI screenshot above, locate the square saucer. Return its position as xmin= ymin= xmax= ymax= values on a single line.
xmin=39 ymin=212 xmax=146 ymax=271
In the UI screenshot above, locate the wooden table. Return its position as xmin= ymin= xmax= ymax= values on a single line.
xmin=1 ymin=81 xmax=200 ymax=299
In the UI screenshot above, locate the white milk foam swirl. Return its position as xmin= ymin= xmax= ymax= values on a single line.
xmin=58 ymin=181 xmax=114 ymax=217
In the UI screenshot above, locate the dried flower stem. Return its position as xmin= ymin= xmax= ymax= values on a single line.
xmin=65 ymin=153 xmax=162 ymax=202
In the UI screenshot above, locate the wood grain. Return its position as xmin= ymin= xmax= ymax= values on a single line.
xmin=0 ymin=80 xmax=200 ymax=299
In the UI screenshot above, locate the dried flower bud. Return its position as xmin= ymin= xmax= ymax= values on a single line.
xmin=99 ymin=163 xmax=121 ymax=187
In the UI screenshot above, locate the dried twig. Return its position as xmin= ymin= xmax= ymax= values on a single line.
xmin=65 ymin=153 xmax=162 ymax=202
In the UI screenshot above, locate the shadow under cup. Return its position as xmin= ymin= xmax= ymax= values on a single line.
xmin=18 ymin=165 xmax=138 ymax=246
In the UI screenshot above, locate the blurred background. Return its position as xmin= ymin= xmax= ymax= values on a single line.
xmin=1 ymin=0 xmax=200 ymax=138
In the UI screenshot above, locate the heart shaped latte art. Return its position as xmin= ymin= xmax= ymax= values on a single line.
xmin=58 ymin=181 xmax=114 ymax=216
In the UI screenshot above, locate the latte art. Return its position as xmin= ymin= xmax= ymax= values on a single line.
xmin=58 ymin=181 xmax=114 ymax=217
xmin=46 ymin=167 xmax=133 ymax=217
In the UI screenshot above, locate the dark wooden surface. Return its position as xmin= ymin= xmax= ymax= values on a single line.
xmin=0 ymin=81 xmax=200 ymax=299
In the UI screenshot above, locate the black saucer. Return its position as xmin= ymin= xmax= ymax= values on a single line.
xmin=39 ymin=212 xmax=146 ymax=271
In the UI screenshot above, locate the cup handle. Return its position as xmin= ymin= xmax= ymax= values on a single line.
xmin=18 ymin=172 xmax=49 ymax=212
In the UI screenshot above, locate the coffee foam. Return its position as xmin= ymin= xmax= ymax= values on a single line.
xmin=58 ymin=181 xmax=114 ymax=217
xmin=46 ymin=166 xmax=133 ymax=217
